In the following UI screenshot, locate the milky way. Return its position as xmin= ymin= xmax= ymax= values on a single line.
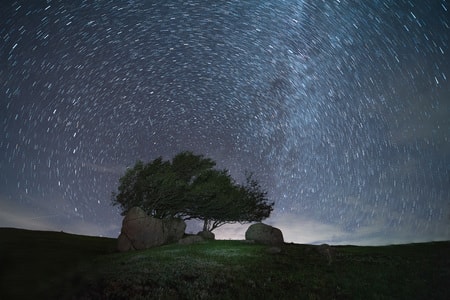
xmin=1 ymin=0 xmax=449 ymax=244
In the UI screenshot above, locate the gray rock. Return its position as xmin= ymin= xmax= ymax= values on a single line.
xmin=178 ymin=235 xmax=204 ymax=245
xmin=117 ymin=232 xmax=133 ymax=252
xmin=117 ymin=207 xmax=186 ymax=252
xmin=164 ymin=218 xmax=186 ymax=243
xmin=245 ymin=223 xmax=284 ymax=245
xmin=197 ymin=230 xmax=215 ymax=240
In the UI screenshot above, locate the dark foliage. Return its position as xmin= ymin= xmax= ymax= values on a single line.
xmin=112 ymin=151 xmax=273 ymax=231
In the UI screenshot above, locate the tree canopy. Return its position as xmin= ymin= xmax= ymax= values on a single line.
xmin=112 ymin=151 xmax=274 ymax=231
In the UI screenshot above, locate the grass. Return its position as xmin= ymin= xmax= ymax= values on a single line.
xmin=1 ymin=228 xmax=449 ymax=299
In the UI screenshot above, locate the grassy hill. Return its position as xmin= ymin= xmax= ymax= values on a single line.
xmin=0 ymin=228 xmax=449 ymax=299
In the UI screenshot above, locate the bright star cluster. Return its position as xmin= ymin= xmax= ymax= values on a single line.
xmin=1 ymin=0 xmax=449 ymax=244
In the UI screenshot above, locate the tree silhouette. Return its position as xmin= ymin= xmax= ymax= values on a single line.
xmin=112 ymin=151 xmax=274 ymax=231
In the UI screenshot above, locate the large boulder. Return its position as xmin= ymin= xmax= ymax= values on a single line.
xmin=245 ymin=223 xmax=284 ymax=245
xmin=197 ymin=230 xmax=215 ymax=240
xmin=117 ymin=207 xmax=186 ymax=252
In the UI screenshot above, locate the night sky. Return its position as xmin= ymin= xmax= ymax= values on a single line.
xmin=1 ymin=0 xmax=449 ymax=245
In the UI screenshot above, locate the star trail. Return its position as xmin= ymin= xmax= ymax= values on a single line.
xmin=1 ymin=0 xmax=449 ymax=244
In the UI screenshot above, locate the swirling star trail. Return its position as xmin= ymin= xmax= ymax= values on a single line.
xmin=1 ymin=0 xmax=449 ymax=244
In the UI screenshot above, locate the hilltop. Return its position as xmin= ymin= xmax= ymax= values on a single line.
xmin=0 ymin=227 xmax=449 ymax=299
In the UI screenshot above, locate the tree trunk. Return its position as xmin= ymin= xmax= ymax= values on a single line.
xmin=202 ymin=219 xmax=209 ymax=231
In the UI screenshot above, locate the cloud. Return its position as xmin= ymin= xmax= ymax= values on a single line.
xmin=2 ymin=191 xmax=447 ymax=244
xmin=387 ymin=90 xmax=450 ymax=155
xmin=0 ymin=198 xmax=57 ymax=231
xmin=212 ymin=212 xmax=450 ymax=246
xmin=0 ymin=194 xmax=120 ymax=238
xmin=212 ymin=214 xmax=352 ymax=244
xmin=59 ymin=220 xmax=120 ymax=238
xmin=80 ymin=161 xmax=126 ymax=175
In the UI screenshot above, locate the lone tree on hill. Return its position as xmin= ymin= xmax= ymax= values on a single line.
xmin=112 ymin=151 xmax=274 ymax=232
xmin=187 ymin=169 xmax=273 ymax=231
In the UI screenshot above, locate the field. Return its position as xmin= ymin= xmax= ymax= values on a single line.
xmin=1 ymin=227 xmax=449 ymax=299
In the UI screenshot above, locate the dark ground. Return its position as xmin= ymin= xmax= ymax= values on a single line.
xmin=1 ymin=228 xmax=449 ymax=299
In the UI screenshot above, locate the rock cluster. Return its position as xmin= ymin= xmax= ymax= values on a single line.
xmin=117 ymin=208 xmax=286 ymax=251
xmin=117 ymin=207 xmax=186 ymax=252
xmin=245 ymin=222 xmax=284 ymax=245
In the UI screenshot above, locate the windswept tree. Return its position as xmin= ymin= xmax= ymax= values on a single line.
xmin=112 ymin=157 xmax=186 ymax=218
xmin=188 ymin=170 xmax=274 ymax=231
xmin=238 ymin=172 xmax=273 ymax=223
xmin=112 ymin=151 xmax=274 ymax=231
xmin=171 ymin=151 xmax=215 ymax=183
